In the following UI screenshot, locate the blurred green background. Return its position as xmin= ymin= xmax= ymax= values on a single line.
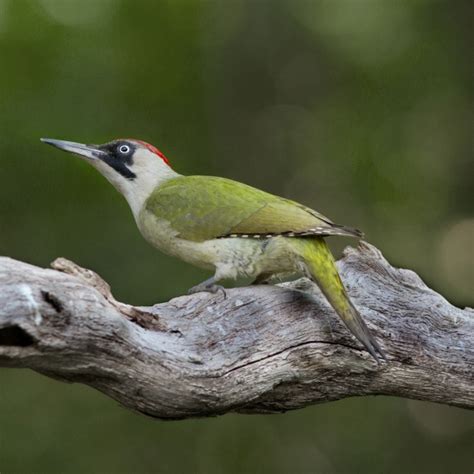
xmin=0 ymin=0 xmax=472 ymax=473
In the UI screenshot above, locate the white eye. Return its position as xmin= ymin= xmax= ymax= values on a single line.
xmin=119 ymin=145 xmax=130 ymax=154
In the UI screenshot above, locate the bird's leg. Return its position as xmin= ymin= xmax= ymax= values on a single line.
xmin=188 ymin=276 xmax=226 ymax=298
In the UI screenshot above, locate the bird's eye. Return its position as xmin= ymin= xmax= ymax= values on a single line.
xmin=119 ymin=145 xmax=130 ymax=154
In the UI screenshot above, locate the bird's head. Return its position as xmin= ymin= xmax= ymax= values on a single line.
xmin=41 ymin=137 xmax=178 ymax=216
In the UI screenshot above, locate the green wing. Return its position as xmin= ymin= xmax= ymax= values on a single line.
xmin=144 ymin=175 xmax=361 ymax=242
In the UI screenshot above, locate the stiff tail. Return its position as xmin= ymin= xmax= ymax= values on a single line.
xmin=291 ymin=238 xmax=386 ymax=362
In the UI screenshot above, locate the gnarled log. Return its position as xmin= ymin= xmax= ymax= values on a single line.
xmin=0 ymin=242 xmax=472 ymax=419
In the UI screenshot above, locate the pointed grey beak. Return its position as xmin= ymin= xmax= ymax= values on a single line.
xmin=41 ymin=138 xmax=106 ymax=161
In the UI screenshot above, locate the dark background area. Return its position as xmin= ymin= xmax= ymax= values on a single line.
xmin=0 ymin=1 xmax=472 ymax=473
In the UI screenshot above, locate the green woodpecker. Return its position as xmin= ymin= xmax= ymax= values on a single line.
xmin=41 ymin=137 xmax=385 ymax=361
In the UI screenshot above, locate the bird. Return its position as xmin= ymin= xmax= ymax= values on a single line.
xmin=41 ymin=137 xmax=386 ymax=362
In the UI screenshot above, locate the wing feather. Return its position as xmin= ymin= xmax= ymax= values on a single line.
xmin=144 ymin=176 xmax=362 ymax=242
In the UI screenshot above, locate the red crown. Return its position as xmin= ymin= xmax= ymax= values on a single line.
xmin=125 ymin=139 xmax=170 ymax=166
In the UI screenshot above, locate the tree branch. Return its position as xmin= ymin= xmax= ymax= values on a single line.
xmin=0 ymin=242 xmax=472 ymax=418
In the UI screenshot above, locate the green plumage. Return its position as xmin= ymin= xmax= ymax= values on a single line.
xmin=145 ymin=175 xmax=360 ymax=241
xmin=291 ymin=238 xmax=385 ymax=361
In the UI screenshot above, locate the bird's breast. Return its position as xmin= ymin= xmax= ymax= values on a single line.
xmin=137 ymin=209 xmax=301 ymax=278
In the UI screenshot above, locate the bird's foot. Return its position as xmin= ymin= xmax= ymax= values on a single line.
xmin=188 ymin=280 xmax=227 ymax=299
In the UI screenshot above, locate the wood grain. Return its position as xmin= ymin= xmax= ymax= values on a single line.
xmin=0 ymin=242 xmax=472 ymax=419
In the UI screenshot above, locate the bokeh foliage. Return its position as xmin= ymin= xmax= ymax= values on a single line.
xmin=0 ymin=1 xmax=472 ymax=473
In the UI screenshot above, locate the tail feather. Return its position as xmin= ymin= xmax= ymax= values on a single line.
xmin=291 ymin=237 xmax=386 ymax=362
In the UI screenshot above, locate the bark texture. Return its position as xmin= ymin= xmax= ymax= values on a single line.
xmin=0 ymin=242 xmax=472 ymax=419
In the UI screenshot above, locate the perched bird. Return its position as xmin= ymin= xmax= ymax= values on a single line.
xmin=41 ymin=137 xmax=385 ymax=361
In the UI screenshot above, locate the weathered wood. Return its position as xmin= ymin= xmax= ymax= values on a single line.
xmin=0 ymin=242 xmax=472 ymax=419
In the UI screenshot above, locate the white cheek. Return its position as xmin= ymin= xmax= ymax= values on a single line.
xmin=92 ymin=149 xmax=179 ymax=219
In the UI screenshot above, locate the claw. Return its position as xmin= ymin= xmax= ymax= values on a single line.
xmin=215 ymin=285 xmax=227 ymax=300
xmin=188 ymin=282 xmax=226 ymax=299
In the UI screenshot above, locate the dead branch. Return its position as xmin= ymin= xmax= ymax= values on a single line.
xmin=0 ymin=242 xmax=472 ymax=419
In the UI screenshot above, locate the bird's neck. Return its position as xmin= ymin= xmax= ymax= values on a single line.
xmin=92 ymin=159 xmax=181 ymax=219
xmin=126 ymin=167 xmax=181 ymax=219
